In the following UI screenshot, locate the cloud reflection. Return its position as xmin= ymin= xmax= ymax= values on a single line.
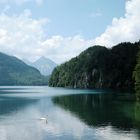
xmin=0 ymin=87 xmax=139 ymax=140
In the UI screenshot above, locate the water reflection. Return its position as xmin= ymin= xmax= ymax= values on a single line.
xmin=0 ymin=96 xmax=38 ymax=115
xmin=135 ymin=101 xmax=140 ymax=124
xmin=0 ymin=107 xmax=47 ymax=140
xmin=0 ymin=87 xmax=139 ymax=140
xmin=53 ymin=93 xmax=140 ymax=133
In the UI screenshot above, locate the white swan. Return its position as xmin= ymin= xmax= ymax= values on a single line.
xmin=39 ymin=117 xmax=48 ymax=123
xmin=39 ymin=117 xmax=47 ymax=120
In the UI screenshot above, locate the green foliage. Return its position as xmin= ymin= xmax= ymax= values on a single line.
xmin=49 ymin=42 xmax=139 ymax=89
xmin=0 ymin=52 xmax=48 ymax=85
xmin=133 ymin=48 xmax=140 ymax=101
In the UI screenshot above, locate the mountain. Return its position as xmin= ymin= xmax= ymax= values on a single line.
xmin=49 ymin=41 xmax=140 ymax=89
xmin=133 ymin=49 xmax=140 ymax=100
xmin=24 ymin=57 xmax=57 ymax=76
xmin=22 ymin=58 xmax=33 ymax=66
xmin=0 ymin=52 xmax=48 ymax=85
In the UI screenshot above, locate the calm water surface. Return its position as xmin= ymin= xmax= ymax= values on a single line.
xmin=0 ymin=86 xmax=139 ymax=140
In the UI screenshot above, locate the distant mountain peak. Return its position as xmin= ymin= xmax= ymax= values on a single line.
xmin=38 ymin=56 xmax=48 ymax=61
xmin=35 ymin=56 xmax=56 ymax=64
xmin=23 ymin=56 xmax=57 ymax=76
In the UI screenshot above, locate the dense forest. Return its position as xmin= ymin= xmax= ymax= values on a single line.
xmin=133 ymin=50 xmax=140 ymax=101
xmin=0 ymin=52 xmax=48 ymax=85
xmin=49 ymin=42 xmax=140 ymax=90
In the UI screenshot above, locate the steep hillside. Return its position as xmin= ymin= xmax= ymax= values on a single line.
xmin=133 ymin=48 xmax=140 ymax=100
xmin=0 ymin=52 xmax=48 ymax=85
xmin=49 ymin=42 xmax=139 ymax=89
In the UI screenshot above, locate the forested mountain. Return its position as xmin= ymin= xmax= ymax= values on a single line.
xmin=23 ymin=57 xmax=57 ymax=76
xmin=133 ymin=49 xmax=140 ymax=100
xmin=0 ymin=52 xmax=48 ymax=85
xmin=49 ymin=42 xmax=140 ymax=89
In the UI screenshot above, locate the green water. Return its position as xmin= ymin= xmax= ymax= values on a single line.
xmin=0 ymin=86 xmax=139 ymax=140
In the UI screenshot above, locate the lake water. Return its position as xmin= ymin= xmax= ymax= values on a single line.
xmin=0 ymin=86 xmax=139 ymax=140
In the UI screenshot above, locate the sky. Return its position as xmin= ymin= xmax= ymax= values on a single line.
xmin=0 ymin=0 xmax=139 ymax=64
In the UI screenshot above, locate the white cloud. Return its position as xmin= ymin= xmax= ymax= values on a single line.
xmin=40 ymin=35 xmax=93 ymax=63
xmin=93 ymin=0 xmax=140 ymax=47
xmin=0 ymin=9 xmax=92 ymax=64
xmin=37 ymin=0 xmax=140 ymax=63
xmin=0 ymin=0 xmax=140 ymax=64
xmin=0 ymin=9 xmax=49 ymax=59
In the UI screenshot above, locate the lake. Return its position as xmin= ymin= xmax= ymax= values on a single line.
xmin=0 ymin=86 xmax=139 ymax=140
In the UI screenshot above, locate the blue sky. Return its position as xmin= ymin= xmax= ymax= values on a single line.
xmin=0 ymin=0 xmax=139 ymax=63
xmin=0 ymin=0 xmax=125 ymax=39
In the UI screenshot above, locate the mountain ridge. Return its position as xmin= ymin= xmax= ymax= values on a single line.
xmin=49 ymin=42 xmax=140 ymax=89
xmin=0 ymin=52 xmax=48 ymax=85
xmin=23 ymin=56 xmax=57 ymax=76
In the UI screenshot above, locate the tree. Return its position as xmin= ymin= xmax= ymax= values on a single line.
xmin=133 ymin=50 xmax=140 ymax=101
